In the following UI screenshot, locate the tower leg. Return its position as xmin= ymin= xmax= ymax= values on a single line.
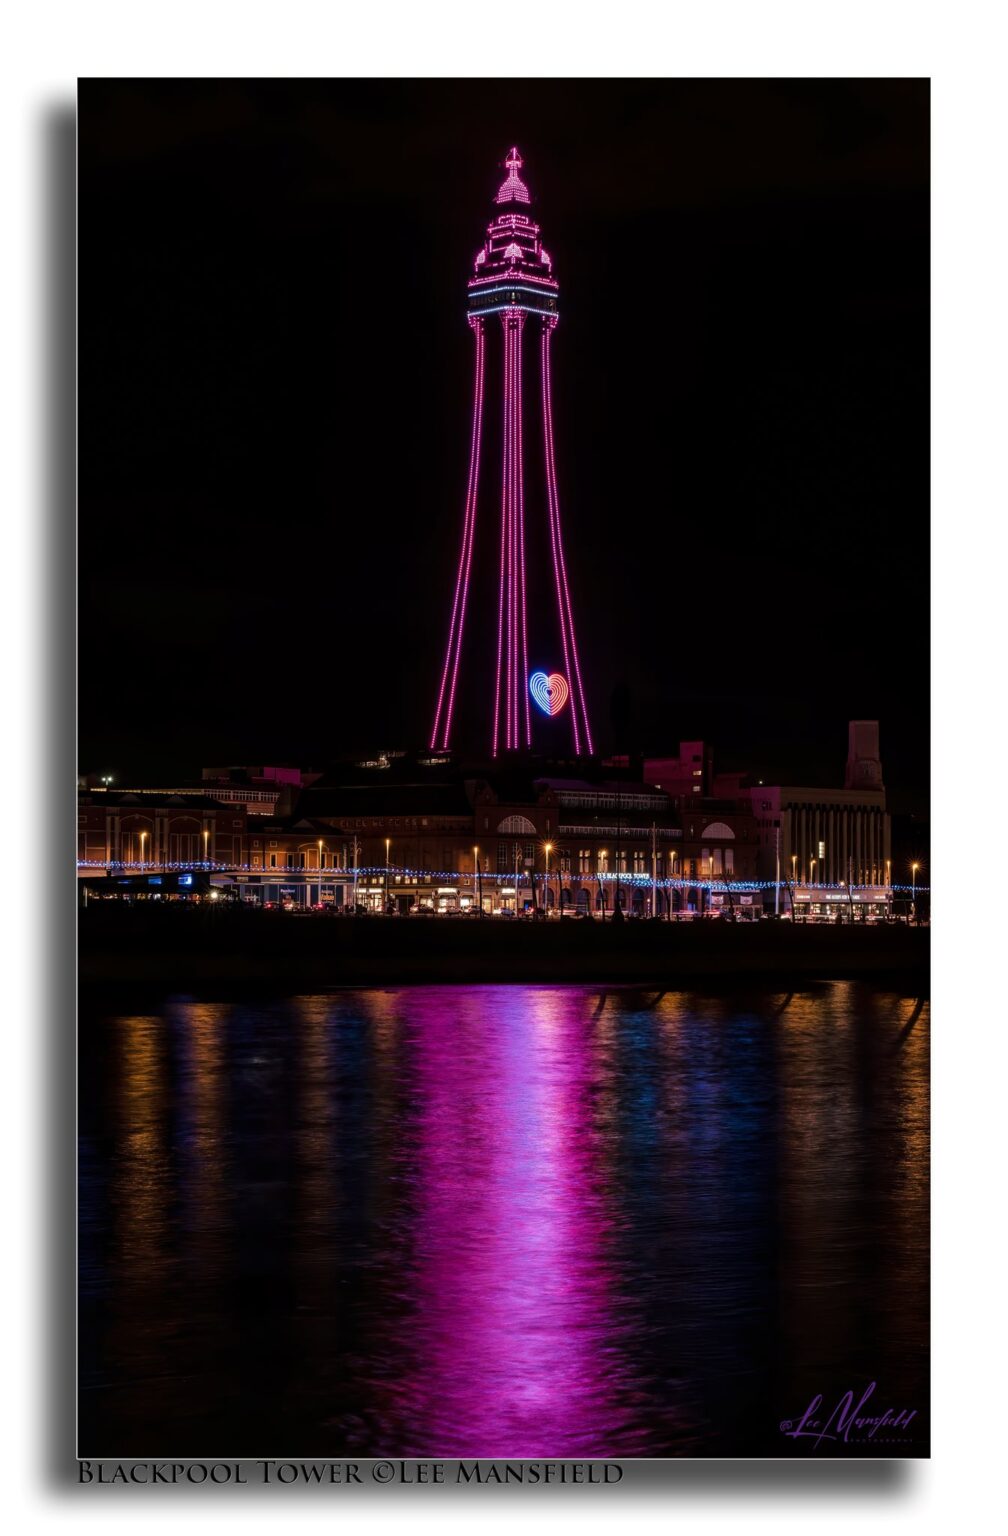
xmin=494 ymin=309 xmax=529 ymax=754
xmin=541 ymin=318 xmax=593 ymax=754
xmin=431 ymin=318 xmax=485 ymax=751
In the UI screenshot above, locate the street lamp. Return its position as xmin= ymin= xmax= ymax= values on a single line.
xmin=911 ymin=861 xmax=919 ymax=923
xmin=598 ymin=850 xmax=607 ymax=921
xmin=139 ymin=830 xmax=147 ymax=867
xmin=385 ymin=837 xmax=391 ymax=913
xmin=474 ymin=845 xmax=482 ymax=915
xmin=544 ymin=842 xmax=553 ymax=917
xmin=203 ymin=826 xmax=210 ymax=864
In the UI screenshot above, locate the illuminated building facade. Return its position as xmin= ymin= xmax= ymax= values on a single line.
xmin=431 ymin=149 xmax=593 ymax=758
xmin=750 ymin=722 xmax=892 ymax=918
xmin=77 ymin=734 xmax=897 ymax=918
xmin=76 ymin=789 xmax=249 ymax=868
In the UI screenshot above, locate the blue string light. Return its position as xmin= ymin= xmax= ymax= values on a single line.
xmin=75 ymin=859 xmax=927 ymax=893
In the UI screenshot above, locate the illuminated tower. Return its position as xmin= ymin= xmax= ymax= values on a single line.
xmin=430 ymin=148 xmax=594 ymax=757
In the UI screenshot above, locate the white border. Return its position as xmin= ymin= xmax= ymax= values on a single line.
xmin=6 ymin=1 xmax=1006 ymax=1531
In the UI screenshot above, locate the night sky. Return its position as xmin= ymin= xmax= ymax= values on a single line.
xmin=79 ymin=80 xmax=929 ymax=812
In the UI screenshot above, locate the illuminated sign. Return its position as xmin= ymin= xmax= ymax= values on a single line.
xmin=529 ymin=670 xmax=569 ymax=717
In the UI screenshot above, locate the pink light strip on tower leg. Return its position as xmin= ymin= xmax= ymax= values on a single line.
xmin=439 ymin=320 xmax=485 ymax=750
xmin=547 ymin=328 xmax=588 ymax=751
xmin=509 ymin=319 xmax=518 ymax=747
xmin=540 ymin=323 xmax=580 ymax=755
xmin=542 ymin=322 xmax=594 ymax=754
xmin=515 ymin=314 xmax=531 ymax=747
xmin=505 ymin=317 xmax=513 ymax=749
xmin=431 ymin=319 xmax=486 ymax=751
xmin=507 ymin=321 xmax=514 ymax=748
xmin=493 ymin=315 xmax=511 ymax=755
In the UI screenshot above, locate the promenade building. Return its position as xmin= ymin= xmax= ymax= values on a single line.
xmin=749 ymin=721 xmax=892 ymax=919
xmin=233 ymin=755 xmax=673 ymax=914
xmin=77 ymin=788 xmax=249 ymax=868
xmin=77 ymin=724 xmax=889 ymax=918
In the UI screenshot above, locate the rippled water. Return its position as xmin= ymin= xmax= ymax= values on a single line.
xmin=79 ymin=983 xmax=929 ymax=1456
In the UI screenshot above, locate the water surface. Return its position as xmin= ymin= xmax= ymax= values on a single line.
xmin=79 ymin=983 xmax=929 ymax=1456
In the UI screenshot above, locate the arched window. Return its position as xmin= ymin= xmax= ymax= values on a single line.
xmin=497 ymin=814 xmax=537 ymax=835
xmin=701 ymin=821 xmax=735 ymax=840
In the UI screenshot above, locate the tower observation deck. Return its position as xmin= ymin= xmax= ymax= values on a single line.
xmin=466 ymin=148 xmax=560 ymax=322
xmin=431 ymin=148 xmax=593 ymax=758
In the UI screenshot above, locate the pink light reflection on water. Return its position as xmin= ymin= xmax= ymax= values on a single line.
xmin=373 ymin=986 xmax=649 ymax=1458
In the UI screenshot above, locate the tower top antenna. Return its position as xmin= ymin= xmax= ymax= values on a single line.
xmin=496 ymin=146 xmax=530 ymax=205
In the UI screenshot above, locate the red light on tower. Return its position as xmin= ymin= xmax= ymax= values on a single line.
xmin=430 ymin=149 xmax=594 ymax=757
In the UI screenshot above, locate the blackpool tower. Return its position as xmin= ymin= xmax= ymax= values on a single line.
xmin=430 ymin=148 xmax=594 ymax=757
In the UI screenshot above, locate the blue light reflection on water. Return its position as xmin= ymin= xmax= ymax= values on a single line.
xmin=78 ymin=983 xmax=929 ymax=1456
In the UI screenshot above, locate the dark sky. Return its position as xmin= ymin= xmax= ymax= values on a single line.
xmin=79 ymin=79 xmax=929 ymax=811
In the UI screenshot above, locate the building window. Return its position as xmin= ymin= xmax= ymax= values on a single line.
xmin=579 ymin=848 xmax=592 ymax=874
xmin=269 ymin=854 xmax=277 ymax=869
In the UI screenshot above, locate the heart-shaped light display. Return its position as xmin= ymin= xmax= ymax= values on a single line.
xmin=530 ymin=670 xmax=570 ymax=717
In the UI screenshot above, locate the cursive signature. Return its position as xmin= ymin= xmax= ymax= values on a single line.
xmin=780 ymin=1381 xmax=916 ymax=1447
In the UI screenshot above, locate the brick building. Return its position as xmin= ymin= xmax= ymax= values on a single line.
xmin=77 ymin=789 xmax=248 ymax=869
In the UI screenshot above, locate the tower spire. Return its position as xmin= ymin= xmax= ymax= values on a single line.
xmin=495 ymin=146 xmax=530 ymax=205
